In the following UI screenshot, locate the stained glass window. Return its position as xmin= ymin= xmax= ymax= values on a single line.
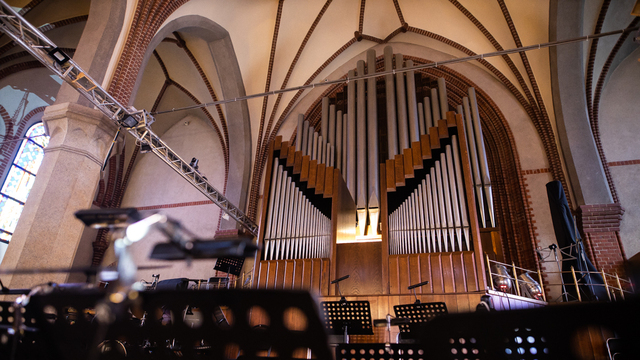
xmin=0 ymin=123 xmax=49 ymax=244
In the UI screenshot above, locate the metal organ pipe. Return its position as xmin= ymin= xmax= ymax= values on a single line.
xmin=395 ymin=54 xmax=410 ymax=150
xmin=342 ymin=113 xmax=348 ymax=181
xmin=347 ymin=69 xmax=357 ymax=200
xmin=418 ymin=102 xmax=426 ymax=136
xmin=356 ymin=60 xmax=368 ymax=236
xmin=384 ymin=46 xmax=398 ymax=159
xmin=438 ymin=77 xmax=448 ymax=119
xmin=329 ymin=104 xmax=336 ymax=150
xmin=336 ymin=110 xmax=343 ymax=171
xmin=367 ymin=49 xmax=380 ymax=235
xmin=321 ymin=97 xmax=329 ymax=142
xmin=311 ymin=132 xmax=318 ymax=161
xmin=430 ymin=88 xmax=440 ymax=122
xmin=423 ymin=98 xmax=433 ymax=128
xmin=405 ymin=59 xmax=420 ymax=143
xmin=301 ymin=120 xmax=310 ymax=156
xmin=468 ymin=87 xmax=495 ymax=228
xmin=463 ymin=96 xmax=485 ymax=228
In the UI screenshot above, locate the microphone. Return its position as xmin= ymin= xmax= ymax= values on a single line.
xmin=408 ymin=280 xmax=429 ymax=304
xmin=407 ymin=280 xmax=429 ymax=290
xmin=331 ymin=275 xmax=350 ymax=284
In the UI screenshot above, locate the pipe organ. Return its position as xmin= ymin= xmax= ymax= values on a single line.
xmin=255 ymin=46 xmax=496 ymax=298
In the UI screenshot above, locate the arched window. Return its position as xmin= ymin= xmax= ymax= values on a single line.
xmin=0 ymin=122 xmax=50 ymax=244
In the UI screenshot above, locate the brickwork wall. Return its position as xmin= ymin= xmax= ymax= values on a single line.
xmin=577 ymin=203 xmax=626 ymax=276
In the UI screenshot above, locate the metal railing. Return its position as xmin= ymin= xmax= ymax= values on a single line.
xmin=486 ymin=254 xmax=634 ymax=303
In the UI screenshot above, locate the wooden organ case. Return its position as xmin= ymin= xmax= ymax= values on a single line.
xmin=254 ymin=47 xmax=497 ymax=317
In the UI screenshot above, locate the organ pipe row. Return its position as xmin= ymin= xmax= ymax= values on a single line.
xmin=266 ymin=45 xmax=496 ymax=259
xmin=389 ymin=135 xmax=471 ymax=255
xmin=262 ymin=158 xmax=331 ymax=260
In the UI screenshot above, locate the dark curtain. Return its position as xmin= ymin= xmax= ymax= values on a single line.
xmin=546 ymin=180 xmax=608 ymax=301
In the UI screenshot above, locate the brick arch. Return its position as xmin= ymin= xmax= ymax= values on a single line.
xmin=301 ymin=56 xmax=536 ymax=270
xmin=127 ymin=15 xmax=252 ymax=232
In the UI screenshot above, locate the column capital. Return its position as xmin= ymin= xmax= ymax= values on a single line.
xmin=42 ymin=102 xmax=119 ymax=166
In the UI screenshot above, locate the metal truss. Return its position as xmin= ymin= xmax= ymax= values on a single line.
xmin=0 ymin=1 xmax=258 ymax=236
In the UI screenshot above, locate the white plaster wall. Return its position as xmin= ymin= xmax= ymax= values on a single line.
xmin=120 ymin=114 xmax=225 ymax=280
xmin=600 ymin=47 xmax=640 ymax=258
xmin=160 ymin=0 xmax=554 ymax=161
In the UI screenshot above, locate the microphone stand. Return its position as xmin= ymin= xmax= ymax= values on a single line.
xmin=330 ymin=275 xmax=350 ymax=342
xmin=408 ymin=280 xmax=430 ymax=304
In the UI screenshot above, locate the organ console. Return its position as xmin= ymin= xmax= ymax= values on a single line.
xmin=254 ymin=46 xmax=497 ymax=299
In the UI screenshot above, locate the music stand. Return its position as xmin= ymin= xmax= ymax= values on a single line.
xmin=393 ymin=302 xmax=448 ymax=339
xmin=321 ymin=300 xmax=373 ymax=343
xmin=20 ymin=289 xmax=333 ymax=360
xmin=214 ymin=256 xmax=245 ymax=276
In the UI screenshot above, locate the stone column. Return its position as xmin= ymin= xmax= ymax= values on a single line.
xmin=0 ymin=103 xmax=118 ymax=289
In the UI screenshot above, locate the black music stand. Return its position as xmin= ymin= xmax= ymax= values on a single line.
xmin=214 ymin=256 xmax=245 ymax=276
xmin=321 ymin=300 xmax=373 ymax=343
xmin=336 ymin=343 xmax=430 ymax=360
xmin=393 ymin=302 xmax=448 ymax=340
xmin=17 ymin=289 xmax=333 ymax=360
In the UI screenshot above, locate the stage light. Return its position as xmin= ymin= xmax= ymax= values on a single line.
xmin=140 ymin=143 xmax=152 ymax=153
xmin=120 ymin=114 xmax=138 ymax=128
xmin=74 ymin=208 xmax=140 ymax=229
xmin=47 ymin=47 xmax=69 ymax=65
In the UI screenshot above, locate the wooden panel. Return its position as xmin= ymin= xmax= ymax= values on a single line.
xmin=293 ymin=259 xmax=304 ymax=290
xmin=257 ymin=261 xmax=269 ymax=289
xmin=336 ymin=242 xmax=383 ymax=295
xmin=386 ymin=160 xmax=396 ymax=192
xmin=398 ymin=255 xmax=410 ymax=294
xmin=452 ymin=252 xmax=467 ymax=293
xmin=408 ymin=254 xmax=421 ymax=292
xmin=429 ymin=127 xmax=440 ymax=149
xmin=293 ymin=151 xmax=303 ymax=174
xmin=274 ymin=136 xmax=282 ymax=151
xmin=394 ymin=154 xmax=405 ymax=186
xmin=300 ymin=155 xmax=310 ymax=181
xmin=283 ymin=260 xmax=295 ymax=289
xmin=266 ymin=261 xmax=278 ymax=288
xmin=463 ymin=251 xmax=479 ymax=291
xmin=403 ymin=148 xmax=414 ymax=178
xmin=446 ymin=111 xmax=456 ymax=126
xmin=323 ymin=166 xmax=333 ymax=198
xmin=275 ymin=259 xmax=286 ymax=289
xmin=420 ymin=134 xmax=432 ymax=159
xmin=315 ymin=164 xmax=325 ymax=194
xmin=310 ymin=258 xmax=322 ymax=295
xmin=308 ymin=160 xmax=317 ymax=188
xmin=280 ymin=141 xmax=290 ymax=160
xmin=331 ymin=169 xmax=356 ymax=295
xmin=286 ymin=145 xmax=295 ymax=167
xmin=411 ymin=141 xmax=423 ymax=169
xmin=302 ymin=259 xmax=312 ymax=290
xmin=320 ymin=259 xmax=330 ymax=296
xmin=437 ymin=119 xmax=448 ymax=139
xmin=419 ymin=253 xmax=434 ymax=293
xmin=430 ymin=254 xmax=444 ymax=293
xmin=441 ymin=253 xmax=455 ymax=293
xmin=389 ymin=256 xmax=399 ymax=294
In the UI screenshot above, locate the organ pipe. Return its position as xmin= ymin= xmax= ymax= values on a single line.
xmin=367 ymin=49 xmax=380 ymax=235
xmin=384 ymin=46 xmax=398 ymax=159
xmin=405 ymin=59 xmax=420 ymax=143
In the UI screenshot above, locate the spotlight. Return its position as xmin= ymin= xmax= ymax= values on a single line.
xmin=190 ymin=157 xmax=199 ymax=170
xmin=140 ymin=143 xmax=152 ymax=153
xmin=47 ymin=47 xmax=70 ymax=65
xmin=74 ymin=208 xmax=141 ymax=229
xmin=120 ymin=114 xmax=139 ymax=128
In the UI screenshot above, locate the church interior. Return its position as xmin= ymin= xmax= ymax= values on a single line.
xmin=0 ymin=0 xmax=639 ymax=359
